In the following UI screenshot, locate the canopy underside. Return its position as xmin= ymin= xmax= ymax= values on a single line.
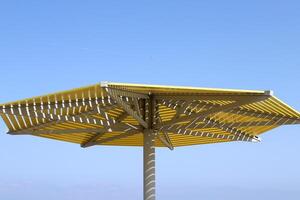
xmin=1 ymin=82 xmax=299 ymax=148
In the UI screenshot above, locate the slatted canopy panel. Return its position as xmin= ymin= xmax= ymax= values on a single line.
xmin=1 ymin=81 xmax=300 ymax=148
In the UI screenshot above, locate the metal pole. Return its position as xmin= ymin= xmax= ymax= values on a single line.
xmin=143 ymin=129 xmax=155 ymax=200
xmin=143 ymin=94 xmax=156 ymax=200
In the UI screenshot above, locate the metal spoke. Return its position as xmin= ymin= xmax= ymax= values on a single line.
xmin=81 ymin=111 xmax=130 ymax=148
xmin=105 ymin=86 xmax=149 ymax=128
xmin=157 ymin=132 xmax=174 ymax=150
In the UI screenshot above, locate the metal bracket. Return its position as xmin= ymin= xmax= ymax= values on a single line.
xmin=105 ymin=87 xmax=149 ymax=128
xmin=157 ymin=132 xmax=174 ymax=150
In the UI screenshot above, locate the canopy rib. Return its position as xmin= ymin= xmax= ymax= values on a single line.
xmin=81 ymin=111 xmax=131 ymax=148
xmin=105 ymin=87 xmax=149 ymax=128
xmin=154 ymin=93 xmax=270 ymax=101
xmin=157 ymin=132 xmax=174 ymax=150
xmin=91 ymin=129 xmax=141 ymax=146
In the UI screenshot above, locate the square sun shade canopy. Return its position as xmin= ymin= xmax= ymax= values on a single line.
xmin=1 ymin=81 xmax=299 ymax=148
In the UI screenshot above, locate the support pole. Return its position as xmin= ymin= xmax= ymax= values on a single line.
xmin=143 ymin=94 xmax=156 ymax=200
xmin=143 ymin=129 xmax=155 ymax=200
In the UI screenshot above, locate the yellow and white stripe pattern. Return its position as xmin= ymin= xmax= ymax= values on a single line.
xmin=0 ymin=82 xmax=299 ymax=148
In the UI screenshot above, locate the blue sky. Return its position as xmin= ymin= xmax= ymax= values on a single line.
xmin=0 ymin=1 xmax=300 ymax=199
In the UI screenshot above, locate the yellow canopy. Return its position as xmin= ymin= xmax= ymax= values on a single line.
xmin=1 ymin=81 xmax=299 ymax=148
